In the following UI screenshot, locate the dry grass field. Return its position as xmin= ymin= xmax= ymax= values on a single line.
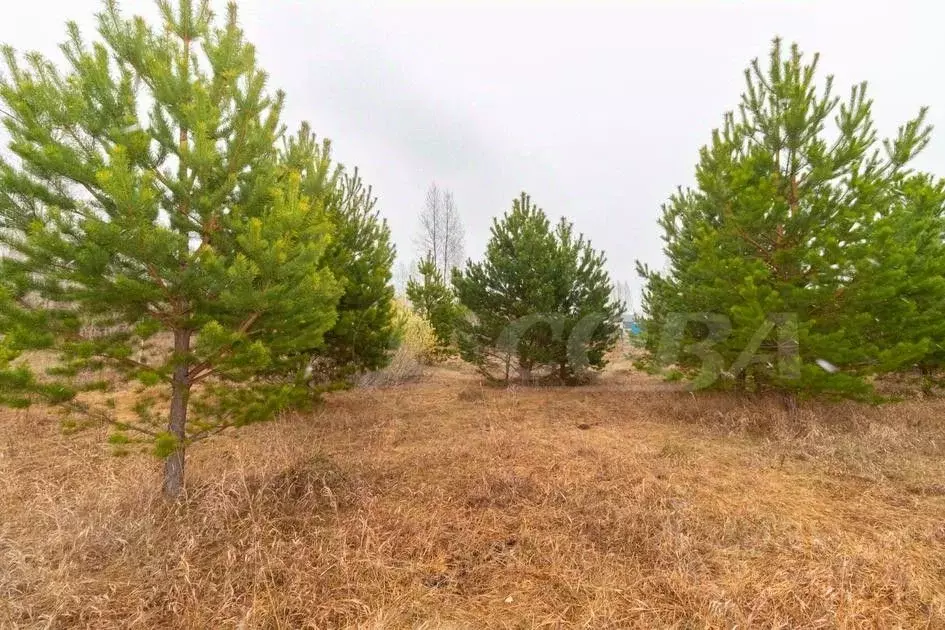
xmin=2 ymin=358 xmax=945 ymax=628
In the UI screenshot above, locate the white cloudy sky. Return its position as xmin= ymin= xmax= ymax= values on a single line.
xmin=3 ymin=1 xmax=944 ymax=305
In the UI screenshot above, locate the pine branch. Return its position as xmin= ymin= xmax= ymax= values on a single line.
xmin=65 ymin=399 xmax=161 ymax=438
xmin=188 ymin=312 xmax=261 ymax=382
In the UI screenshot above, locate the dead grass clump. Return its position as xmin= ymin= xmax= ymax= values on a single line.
xmin=455 ymin=384 xmax=486 ymax=402
xmin=357 ymin=304 xmax=438 ymax=388
xmin=357 ymin=345 xmax=426 ymax=388
xmin=181 ymin=454 xmax=361 ymax=530
xmin=464 ymin=472 xmax=541 ymax=509
xmin=644 ymin=389 xmax=945 ymax=482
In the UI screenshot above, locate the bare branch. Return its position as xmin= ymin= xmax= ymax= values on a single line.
xmin=416 ymin=183 xmax=464 ymax=279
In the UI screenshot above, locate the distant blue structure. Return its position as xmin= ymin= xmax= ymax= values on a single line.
xmin=624 ymin=320 xmax=642 ymax=336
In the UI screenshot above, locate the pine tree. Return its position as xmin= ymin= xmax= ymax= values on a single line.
xmin=280 ymin=125 xmax=397 ymax=382
xmin=851 ymin=174 xmax=945 ymax=379
xmin=552 ymin=217 xmax=625 ymax=381
xmin=406 ymin=254 xmax=459 ymax=354
xmin=639 ymin=38 xmax=931 ymax=398
xmin=0 ymin=0 xmax=342 ymax=497
xmin=453 ymin=192 xmax=623 ymax=383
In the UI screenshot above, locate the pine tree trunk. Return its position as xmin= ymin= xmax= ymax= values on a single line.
xmin=164 ymin=28 xmax=192 ymax=500
xmin=163 ymin=327 xmax=192 ymax=499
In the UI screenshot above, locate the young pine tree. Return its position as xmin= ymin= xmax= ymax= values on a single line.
xmin=406 ymin=254 xmax=460 ymax=354
xmin=453 ymin=192 xmax=623 ymax=383
xmin=0 ymin=0 xmax=342 ymax=497
xmin=849 ymin=174 xmax=945 ymax=379
xmin=280 ymin=125 xmax=397 ymax=383
xmin=639 ymin=38 xmax=931 ymax=398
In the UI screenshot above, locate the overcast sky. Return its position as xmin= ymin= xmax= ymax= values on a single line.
xmin=3 ymin=1 xmax=945 ymax=306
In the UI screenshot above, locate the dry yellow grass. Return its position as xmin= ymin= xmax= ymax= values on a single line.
xmin=1 ymin=360 xmax=944 ymax=628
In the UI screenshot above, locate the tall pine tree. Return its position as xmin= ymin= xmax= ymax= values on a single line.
xmin=639 ymin=38 xmax=932 ymax=398
xmin=280 ymin=124 xmax=397 ymax=383
xmin=0 ymin=0 xmax=343 ymax=497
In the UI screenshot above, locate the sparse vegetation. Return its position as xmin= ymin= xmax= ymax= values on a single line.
xmin=2 ymin=2 xmax=945 ymax=627
xmin=1 ymin=362 xmax=944 ymax=627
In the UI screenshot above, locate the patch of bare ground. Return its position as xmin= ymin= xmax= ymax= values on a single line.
xmin=1 ymin=362 xmax=944 ymax=628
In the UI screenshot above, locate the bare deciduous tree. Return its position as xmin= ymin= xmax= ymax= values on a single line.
xmin=612 ymin=280 xmax=634 ymax=317
xmin=417 ymin=183 xmax=465 ymax=279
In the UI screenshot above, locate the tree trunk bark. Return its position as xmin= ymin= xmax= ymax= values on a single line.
xmin=163 ymin=327 xmax=192 ymax=499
